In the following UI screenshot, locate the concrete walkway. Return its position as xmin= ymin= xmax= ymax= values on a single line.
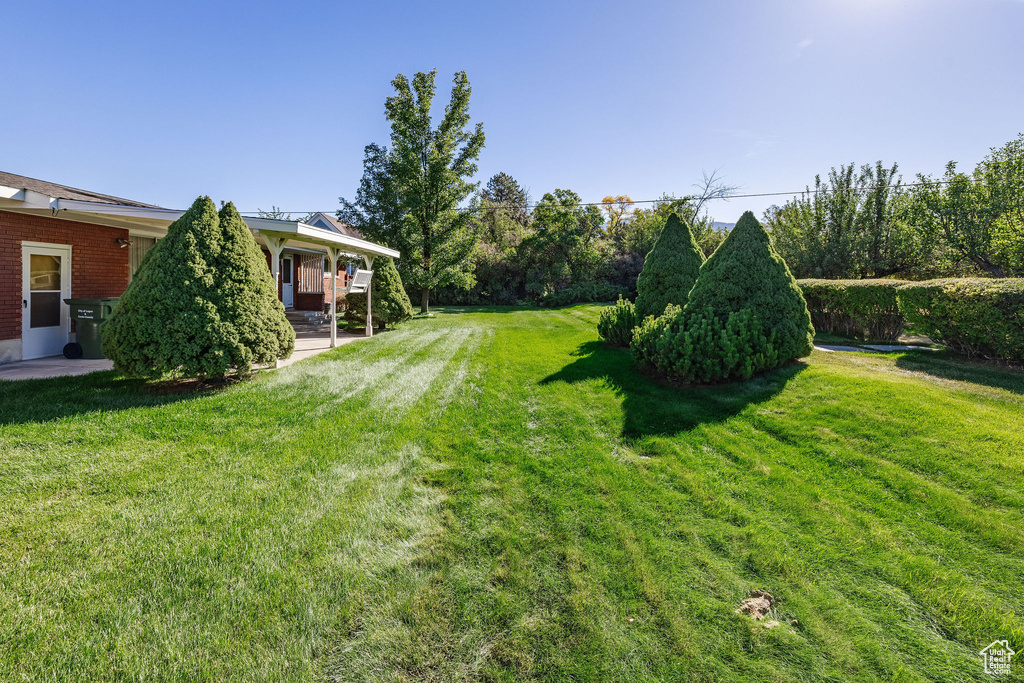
xmin=277 ymin=328 xmax=365 ymax=368
xmin=815 ymin=344 xmax=939 ymax=354
xmin=0 ymin=326 xmax=366 ymax=381
xmin=0 ymin=357 xmax=115 ymax=381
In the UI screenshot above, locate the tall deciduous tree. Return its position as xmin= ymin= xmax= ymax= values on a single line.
xmin=339 ymin=69 xmax=485 ymax=313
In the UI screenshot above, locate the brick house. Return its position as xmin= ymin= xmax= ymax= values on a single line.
xmin=1 ymin=172 xmax=398 ymax=364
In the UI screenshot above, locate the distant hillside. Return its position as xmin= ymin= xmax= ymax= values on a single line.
xmin=712 ymin=221 xmax=735 ymax=231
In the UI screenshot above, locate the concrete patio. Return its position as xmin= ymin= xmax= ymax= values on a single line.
xmin=0 ymin=324 xmax=365 ymax=381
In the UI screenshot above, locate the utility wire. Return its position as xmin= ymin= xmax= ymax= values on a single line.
xmin=235 ymin=179 xmax=953 ymax=216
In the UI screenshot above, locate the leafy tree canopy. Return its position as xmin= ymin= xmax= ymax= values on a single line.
xmin=340 ymin=69 xmax=486 ymax=313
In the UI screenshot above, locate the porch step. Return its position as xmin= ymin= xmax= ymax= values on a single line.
xmin=286 ymin=310 xmax=332 ymax=327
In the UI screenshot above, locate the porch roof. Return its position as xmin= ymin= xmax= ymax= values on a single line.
xmin=246 ymin=217 xmax=400 ymax=260
xmin=0 ymin=178 xmax=399 ymax=261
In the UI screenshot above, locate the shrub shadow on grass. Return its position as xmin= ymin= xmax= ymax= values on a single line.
xmin=0 ymin=370 xmax=210 ymax=426
xmin=540 ymin=340 xmax=805 ymax=439
xmin=893 ymin=352 xmax=1024 ymax=395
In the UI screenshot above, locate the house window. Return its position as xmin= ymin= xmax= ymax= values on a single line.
xmin=129 ymin=236 xmax=158 ymax=281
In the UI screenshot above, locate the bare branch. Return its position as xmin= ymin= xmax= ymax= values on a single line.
xmin=690 ymin=169 xmax=740 ymax=219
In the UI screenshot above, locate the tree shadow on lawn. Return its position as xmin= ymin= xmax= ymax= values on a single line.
xmin=0 ymin=370 xmax=214 ymax=426
xmin=540 ymin=340 xmax=806 ymax=439
xmin=893 ymin=351 xmax=1024 ymax=396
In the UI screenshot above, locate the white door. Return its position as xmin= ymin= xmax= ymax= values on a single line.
xmin=281 ymin=256 xmax=294 ymax=308
xmin=22 ymin=243 xmax=72 ymax=360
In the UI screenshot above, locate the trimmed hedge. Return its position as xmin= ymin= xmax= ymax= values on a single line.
xmin=597 ymin=296 xmax=637 ymax=347
xmin=896 ymin=279 xmax=1024 ymax=363
xmin=798 ymin=279 xmax=911 ymax=340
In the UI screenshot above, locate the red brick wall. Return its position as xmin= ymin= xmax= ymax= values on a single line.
xmin=0 ymin=210 xmax=129 ymax=342
xmin=294 ymin=292 xmax=324 ymax=311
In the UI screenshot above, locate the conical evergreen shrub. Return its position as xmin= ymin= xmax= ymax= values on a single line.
xmin=345 ymin=257 xmax=413 ymax=330
xmin=634 ymin=212 xmax=705 ymax=321
xmin=213 ymin=202 xmax=295 ymax=368
xmin=666 ymin=210 xmax=813 ymax=382
xmin=102 ymin=196 xmax=294 ymax=378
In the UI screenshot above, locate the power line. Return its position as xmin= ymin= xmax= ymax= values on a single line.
xmin=235 ymin=179 xmax=953 ymax=216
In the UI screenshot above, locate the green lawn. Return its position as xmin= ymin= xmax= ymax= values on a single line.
xmin=1 ymin=305 xmax=1022 ymax=681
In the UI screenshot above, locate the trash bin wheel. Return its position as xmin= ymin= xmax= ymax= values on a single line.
xmin=63 ymin=343 xmax=83 ymax=359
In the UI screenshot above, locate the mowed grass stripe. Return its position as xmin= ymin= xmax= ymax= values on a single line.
xmin=1 ymin=304 xmax=1022 ymax=681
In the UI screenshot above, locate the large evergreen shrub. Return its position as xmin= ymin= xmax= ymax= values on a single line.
xmin=597 ymin=296 xmax=637 ymax=347
xmin=634 ymin=212 xmax=705 ymax=321
xmin=632 ymin=211 xmax=813 ymax=383
xmin=102 ymin=196 xmax=294 ymax=378
xmin=213 ymin=203 xmax=296 ymax=366
xmin=344 ymin=257 xmax=414 ymax=331
xmin=684 ymin=210 xmax=813 ymax=355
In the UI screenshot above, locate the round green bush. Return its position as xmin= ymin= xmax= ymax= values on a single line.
xmin=597 ymin=296 xmax=637 ymax=347
xmin=634 ymin=212 xmax=705 ymax=321
xmin=630 ymin=303 xmax=682 ymax=374
xmin=102 ymin=196 xmax=294 ymax=378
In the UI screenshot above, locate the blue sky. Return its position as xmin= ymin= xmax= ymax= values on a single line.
xmin=3 ymin=0 xmax=1022 ymax=223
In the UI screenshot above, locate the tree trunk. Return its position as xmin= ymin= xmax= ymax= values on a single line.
xmin=970 ymin=254 xmax=1006 ymax=278
xmin=421 ymin=288 xmax=430 ymax=314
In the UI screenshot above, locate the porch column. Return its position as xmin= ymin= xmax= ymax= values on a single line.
xmin=364 ymin=254 xmax=375 ymax=337
xmin=260 ymin=235 xmax=288 ymax=369
xmin=263 ymin=236 xmax=288 ymax=302
xmin=326 ymin=247 xmax=341 ymax=348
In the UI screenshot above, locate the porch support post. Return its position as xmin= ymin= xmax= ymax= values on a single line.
xmin=260 ymin=235 xmax=288 ymax=369
xmin=364 ymin=254 xmax=375 ymax=337
xmin=326 ymin=247 xmax=341 ymax=348
xmin=263 ymin=235 xmax=288 ymax=303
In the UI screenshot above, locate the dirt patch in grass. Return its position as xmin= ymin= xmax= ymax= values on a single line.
xmin=736 ymin=590 xmax=774 ymax=620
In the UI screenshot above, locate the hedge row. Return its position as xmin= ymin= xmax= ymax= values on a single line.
xmin=797 ymin=279 xmax=910 ymax=340
xmin=798 ymin=277 xmax=1024 ymax=363
xmin=897 ymin=279 xmax=1024 ymax=363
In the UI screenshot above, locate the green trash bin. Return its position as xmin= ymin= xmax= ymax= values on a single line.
xmin=63 ymin=298 xmax=120 ymax=359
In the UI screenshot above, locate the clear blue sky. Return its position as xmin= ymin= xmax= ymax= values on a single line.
xmin=3 ymin=0 xmax=1022 ymax=223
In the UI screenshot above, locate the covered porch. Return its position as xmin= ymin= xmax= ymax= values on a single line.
xmin=246 ymin=217 xmax=400 ymax=348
